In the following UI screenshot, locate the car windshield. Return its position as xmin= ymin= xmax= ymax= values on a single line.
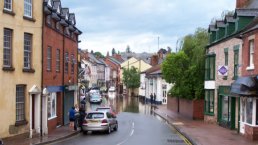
xmin=86 ymin=113 xmax=104 ymax=119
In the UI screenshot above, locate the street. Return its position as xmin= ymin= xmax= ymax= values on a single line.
xmin=51 ymin=93 xmax=187 ymax=145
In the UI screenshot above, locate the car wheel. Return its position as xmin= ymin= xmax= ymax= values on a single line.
xmin=83 ymin=131 xmax=88 ymax=135
xmin=114 ymin=124 xmax=118 ymax=131
xmin=106 ymin=126 xmax=111 ymax=134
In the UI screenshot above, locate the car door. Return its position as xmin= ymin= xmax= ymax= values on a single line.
xmin=106 ymin=112 xmax=114 ymax=128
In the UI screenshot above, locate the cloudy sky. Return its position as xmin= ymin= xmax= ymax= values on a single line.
xmin=62 ymin=0 xmax=235 ymax=54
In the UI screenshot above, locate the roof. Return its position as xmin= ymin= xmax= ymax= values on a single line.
xmin=142 ymin=64 xmax=161 ymax=74
xmin=88 ymin=54 xmax=105 ymax=65
xmin=108 ymin=57 xmax=122 ymax=65
xmin=216 ymin=21 xmax=226 ymax=28
xmin=247 ymin=0 xmax=258 ymax=9
xmin=224 ymin=15 xmax=236 ymax=23
xmin=208 ymin=25 xmax=217 ymax=32
xmin=234 ymin=8 xmax=258 ymax=17
xmin=239 ymin=16 xmax=258 ymax=35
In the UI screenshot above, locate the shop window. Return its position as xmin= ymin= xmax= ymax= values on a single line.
xmin=205 ymin=90 xmax=214 ymax=115
xmin=47 ymin=93 xmax=56 ymax=119
xmin=246 ymin=98 xmax=253 ymax=124
xmin=241 ymin=98 xmax=246 ymax=122
xmin=222 ymin=96 xmax=231 ymax=121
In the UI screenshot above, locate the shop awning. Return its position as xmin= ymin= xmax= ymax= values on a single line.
xmin=230 ymin=76 xmax=258 ymax=96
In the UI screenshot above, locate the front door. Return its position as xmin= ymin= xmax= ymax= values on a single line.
xmin=162 ymin=84 xmax=167 ymax=104
xmin=64 ymin=91 xmax=74 ymax=125
xmin=219 ymin=95 xmax=236 ymax=129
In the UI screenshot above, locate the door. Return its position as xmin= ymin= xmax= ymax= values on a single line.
xmin=218 ymin=95 xmax=236 ymax=129
xmin=64 ymin=91 xmax=74 ymax=125
xmin=32 ymin=95 xmax=35 ymax=129
xmin=162 ymin=84 xmax=167 ymax=104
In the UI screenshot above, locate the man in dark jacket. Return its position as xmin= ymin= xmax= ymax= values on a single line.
xmin=150 ymin=93 xmax=153 ymax=104
xmin=69 ymin=106 xmax=76 ymax=130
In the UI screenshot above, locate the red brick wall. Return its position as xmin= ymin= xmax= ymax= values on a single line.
xmin=167 ymin=96 xmax=204 ymax=120
xmin=242 ymin=30 xmax=258 ymax=76
xmin=48 ymin=118 xmax=57 ymax=133
xmin=236 ymin=0 xmax=250 ymax=8
xmin=193 ymin=99 xmax=204 ymax=120
xmin=244 ymin=124 xmax=258 ymax=140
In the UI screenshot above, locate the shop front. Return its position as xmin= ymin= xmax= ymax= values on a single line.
xmin=64 ymin=85 xmax=78 ymax=125
xmin=231 ymin=76 xmax=258 ymax=140
xmin=218 ymin=86 xmax=238 ymax=129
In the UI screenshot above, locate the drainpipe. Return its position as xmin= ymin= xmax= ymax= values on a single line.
xmin=40 ymin=4 xmax=45 ymax=137
xmin=62 ymin=26 xmax=65 ymax=125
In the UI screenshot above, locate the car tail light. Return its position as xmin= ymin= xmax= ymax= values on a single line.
xmin=102 ymin=119 xmax=108 ymax=123
xmin=83 ymin=120 xmax=88 ymax=124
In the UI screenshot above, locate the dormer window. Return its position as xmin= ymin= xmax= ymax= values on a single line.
xmin=57 ymin=5 xmax=61 ymax=14
xmin=65 ymin=14 xmax=68 ymax=20
xmin=24 ymin=0 xmax=32 ymax=18
xmin=56 ymin=22 xmax=60 ymax=30
xmin=47 ymin=0 xmax=52 ymax=7
xmin=4 ymin=0 xmax=12 ymax=11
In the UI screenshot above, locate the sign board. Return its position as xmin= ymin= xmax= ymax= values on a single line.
xmin=218 ymin=65 xmax=228 ymax=76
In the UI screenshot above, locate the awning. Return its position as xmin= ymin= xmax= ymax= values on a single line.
xmin=230 ymin=76 xmax=258 ymax=96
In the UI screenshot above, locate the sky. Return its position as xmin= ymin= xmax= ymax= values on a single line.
xmin=62 ymin=0 xmax=236 ymax=55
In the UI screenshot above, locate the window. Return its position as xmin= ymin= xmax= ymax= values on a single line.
xmin=4 ymin=0 xmax=12 ymax=11
xmin=56 ymin=49 xmax=60 ymax=72
xmin=24 ymin=0 xmax=32 ymax=18
xmin=234 ymin=48 xmax=239 ymax=79
xmin=65 ymin=52 xmax=69 ymax=73
xmin=205 ymin=90 xmax=214 ymax=115
xmin=47 ymin=47 xmax=52 ymax=71
xmin=246 ymin=98 xmax=253 ymax=124
xmin=3 ymin=28 xmax=12 ymax=67
xmin=205 ymin=55 xmax=215 ymax=80
xmin=16 ymin=85 xmax=26 ymax=122
xmin=71 ymin=54 xmax=74 ymax=74
xmin=47 ymin=93 xmax=56 ymax=119
xmin=24 ymin=33 xmax=32 ymax=69
xmin=224 ymin=48 xmax=228 ymax=65
xmin=249 ymin=40 xmax=254 ymax=67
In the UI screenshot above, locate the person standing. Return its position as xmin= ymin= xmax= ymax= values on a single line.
xmin=154 ymin=93 xmax=156 ymax=105
xmin=150 ymin=93 xmax=153 ymax=104
xmin=69 ymin=106 xmax=76 ymax=131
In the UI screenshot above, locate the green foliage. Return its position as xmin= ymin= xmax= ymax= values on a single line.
xmin=122 ymin=66 xmax=140 ymax=89
xmin=94 ymin=51 xmax=104 ymax=58
xmin=162 ymin=28 xmax=208 ymax=100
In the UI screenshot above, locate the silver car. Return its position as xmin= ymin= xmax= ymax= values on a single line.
xmin=89 ymin=93 xmax=102 ymax=103
xmin=82 ymin=111 xmax=118 ymax=134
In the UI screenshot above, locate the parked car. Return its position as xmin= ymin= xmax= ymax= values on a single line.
xmin=96 ymin=106 xmax=116 ymax=117
xmin=108 ymin=86 xmax=115 ymax=92
xmin=89 ymin=93 xmax=102 ymax=103
xmin=82 ymin=111 xmax=118 ymax=134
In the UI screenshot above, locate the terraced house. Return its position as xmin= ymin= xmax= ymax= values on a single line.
xmin=205 ymin=0 xmax=258 ymax=136
xmin=0 ymin=0 xmax=43 ymax=138
xmin=42 ymin=0 xmax=81 ymax=134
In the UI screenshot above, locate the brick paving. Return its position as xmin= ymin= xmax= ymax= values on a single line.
xmin=154 ymin=105 xmax=258 ymax=145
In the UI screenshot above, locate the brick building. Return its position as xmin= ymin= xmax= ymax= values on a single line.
xmin=42 ymin=0 xmax=81 ymax=134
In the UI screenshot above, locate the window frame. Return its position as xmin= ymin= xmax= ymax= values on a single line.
xmin=24 ymin=33 xmax=32 ymax=69
xmin=3 ymin=28 xmax=13 ymax=67
xmin=249 ymin=39 xmax=254 ymax=67
xmin=47 ymin=46 xmax=52 ymax=71
xmin=24 ymin=0 xmax=32 ymax=18
xmin=65 ymin=52 xmax=69 ymax=73
xmin=205 ymin=89 xmax=214 ymax=115
xmin=16 ymin=85 xmax=26 ymax=123
xmin=205 ymin=54 xmax=216 ymax=80
xmin=233 ymin=46 xmax=239 ymax=79
xmin=47 ymin=93 xmax=57 ymax=120
xmin=71 ymin=54 xmax=74 ymax=74
xmin=56 ymin=49 xmax=60 ymax=72
xmin=4 ymin=0 xmax=12 ymax=11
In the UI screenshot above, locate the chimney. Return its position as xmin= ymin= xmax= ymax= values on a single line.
xmin=150 ymin=55 xmax=159 ymax=66
xmin=236 ymin=0 xmax=250 ymax=8
xmin=114 ymin=54 xmax=122 ymax=61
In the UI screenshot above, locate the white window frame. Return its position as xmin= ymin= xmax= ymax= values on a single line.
xmin=24 ymin=33 xmax=32 ymax=69
xmin=47 ymin=46 xmax=52 ymax=71
xmin=3 ymin=28 xmax=12 ymax=67
xmin=4 ymin=0 xmax=12 ymax=11
xmin=24 ymin=0 xmax=32 ymax=18
xmin=56 ymin=49 xmax=60 ymax=72
xmin=47 ymin=93 xmax=57 ymax=120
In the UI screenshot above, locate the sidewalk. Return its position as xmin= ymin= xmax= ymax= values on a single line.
xmin=2 ymin=125 xmax=80 ymax=145
xmin=154 ymin=105 xmax=258 ymax=145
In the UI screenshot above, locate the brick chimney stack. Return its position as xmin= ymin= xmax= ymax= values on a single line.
xmin=150 ymin=54 xmax=159 ymax=66
xmin=236 ymin=0 xmax=250 ymax=8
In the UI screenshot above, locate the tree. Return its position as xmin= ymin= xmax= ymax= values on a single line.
xmin=94 ymin=51 xmax=104 ymax=58
xmin=162 ymin=28 xmax=208 ymax=100
xmin=122 ymin=66 xmax=140 ymax=96
xmin=126 ymin=45 xmax=131 ymax=53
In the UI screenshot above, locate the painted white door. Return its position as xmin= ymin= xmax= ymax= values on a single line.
xmin=162 ymin=84 xmax=167 ymax=104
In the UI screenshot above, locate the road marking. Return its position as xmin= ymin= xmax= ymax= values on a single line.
xmin=116 ymin=122 xmax=134 ymax=145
